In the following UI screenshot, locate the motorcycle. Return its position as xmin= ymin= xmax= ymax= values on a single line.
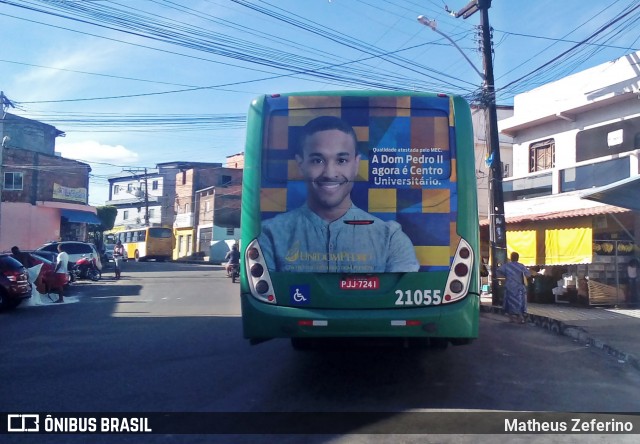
xmin=71 ymin=255 xmax=101 ymax=281
xmin=227 ymin=263 xmax=239 ymax=283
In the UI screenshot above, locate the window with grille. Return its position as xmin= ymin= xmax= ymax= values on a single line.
xmin=529 ymin=139 xmax=555 ymax=172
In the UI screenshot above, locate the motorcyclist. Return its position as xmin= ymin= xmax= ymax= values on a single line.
xmin=113 ymin=240 xmax=125 ymax=280
xmin=225 ymin=243 xmax=240 ymax=276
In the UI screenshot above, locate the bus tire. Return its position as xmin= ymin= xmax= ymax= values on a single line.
xmin=408 ymin=338 xmax=431 ymax=350
xmin=290 ymin=338 xmax=314 ymax=351
xmin=429 ymin=338 xmax=449 ymax=350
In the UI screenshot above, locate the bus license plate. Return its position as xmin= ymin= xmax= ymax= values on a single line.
xmin=340 ymin=277 xmax=379 ymax=290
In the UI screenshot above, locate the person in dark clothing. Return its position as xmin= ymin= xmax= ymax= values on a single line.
xmin=225 ymin=243 xmax=240 ymax=276
xmin=113 ymin=240 xmax=125 ymax=280
xmin=10 ymin=246 xmax=29 ymax=267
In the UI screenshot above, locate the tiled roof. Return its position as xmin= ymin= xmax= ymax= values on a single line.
xmin=480 ymin=203 xmax=630 ymax=226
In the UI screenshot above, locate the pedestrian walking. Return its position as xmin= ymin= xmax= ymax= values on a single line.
xmin=497 ymin=251 xmax=532 ymax=324
xmin=113 ymin=240 xmax=125 ymax=280
xmin=53 ymin=244 xmax=69 ymax=303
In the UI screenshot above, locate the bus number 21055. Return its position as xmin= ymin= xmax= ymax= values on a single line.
xmin=394 ymin=289 xmax=442 ymax=306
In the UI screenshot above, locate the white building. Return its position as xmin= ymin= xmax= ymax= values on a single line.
xmin=106 ymin=170 xmax=165 ymax=228
xmin=494 ymin=50 xmax=640 ymax=304
xmin=499 ymin=50 xmax=639 ymax=218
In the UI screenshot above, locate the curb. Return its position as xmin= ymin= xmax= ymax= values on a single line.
xmin=172 ymin=260 xmax=221 ymax=266
xmin=480 ymin=304 xmax=640 ymax=372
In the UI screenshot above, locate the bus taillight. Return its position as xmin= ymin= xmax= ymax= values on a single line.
xmin=247 ymin=248 xmax=260 ymax=260
xmin=454 ymin=263 xmax=468 ymax=277
xmin=442 ymin=238 xmax=474 ymax=304
xmin=255 ymin=280 xmax=269 ymax=294
xmin=245 ymin=239 xmax=277 ymax=304
xmin=449 ymin=280 xmax=464 ymax=294
xmin=250 ymin=263 xmax=264 ymax=278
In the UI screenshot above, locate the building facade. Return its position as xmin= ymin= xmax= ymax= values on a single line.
xmin=174 ymin=165 xmax=242 ymax=259
xmin=1 ymin=113 xmax=99 ymax=250
xmin=106 ymin=170 xmax=165 ymax=228
xmin=494 ymin=50 xmax=640 ymax=305
xmin=195 ymin=184 xmax=241 ymax=260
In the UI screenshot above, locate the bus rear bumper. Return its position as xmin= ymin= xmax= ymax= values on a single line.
xmin=241 ymin=294 xmax=479 ymax=341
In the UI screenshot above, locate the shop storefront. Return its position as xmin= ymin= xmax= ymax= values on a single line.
xmin=60 ymin=209 xmax=102 ymax=242
xmin=481 ymin=203 xmax=636 ymax=306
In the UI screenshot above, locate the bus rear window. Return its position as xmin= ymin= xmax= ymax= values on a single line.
xmin=148 ymin=228 xmax=172 ymax=238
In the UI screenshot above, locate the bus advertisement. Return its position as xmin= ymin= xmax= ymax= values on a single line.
xmin=240 ymin=91 xmax=480 ymax=349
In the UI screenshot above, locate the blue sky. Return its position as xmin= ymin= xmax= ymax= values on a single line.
xmin=1 ymin=0 xmax=638 ymax=206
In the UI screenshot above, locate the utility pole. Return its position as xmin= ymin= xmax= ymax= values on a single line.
xmin=448 ymin=0 xmax=508 ymax=305
xmin=0 ymin=135 xmax=4 ymax=248
xmin=125 ymin=167 xmax=150 ymax=226
xmin=143 ymin=168 xmax=150 ymax=226
xmin=0 ymin=91 xmax=15 ymax=248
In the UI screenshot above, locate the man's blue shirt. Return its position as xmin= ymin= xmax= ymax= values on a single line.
xmin=258 ymin=204 xmax=419 ymax=273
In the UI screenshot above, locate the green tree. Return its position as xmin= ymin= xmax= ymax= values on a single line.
xmin=96 ymin=206 xmax=117 ymax=231
xmin=91 ymin=206 xmax=118 ymax=254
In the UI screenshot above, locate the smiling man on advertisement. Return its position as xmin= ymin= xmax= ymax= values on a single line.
xmin=258 ymin=115 xmax=419 ymax=274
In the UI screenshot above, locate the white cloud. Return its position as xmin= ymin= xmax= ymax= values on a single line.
xmin=56 ymin=140 xmax=139 ymax=165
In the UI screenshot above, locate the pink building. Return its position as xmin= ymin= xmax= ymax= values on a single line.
xmin=1 ymin=113 xmax=99 ymax=251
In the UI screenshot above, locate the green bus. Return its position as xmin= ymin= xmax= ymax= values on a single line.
xmin=240 ymin=91 xmax=480 ymax=349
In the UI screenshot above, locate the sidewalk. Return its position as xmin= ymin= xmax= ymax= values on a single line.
xmin=480 ymin=294 xmax=640 ymax=371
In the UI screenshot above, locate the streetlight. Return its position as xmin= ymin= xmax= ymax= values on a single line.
xmin=416 ymin=16 xmax=484 ymax=80
xmin=418 ymin=1 xmax=507 ymax=306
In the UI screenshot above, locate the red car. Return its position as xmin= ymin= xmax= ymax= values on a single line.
xmin=0 ymin=254 xmax=32 ymax=310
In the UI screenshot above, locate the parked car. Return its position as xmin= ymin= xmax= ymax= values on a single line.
xmin=0 ymin=254 xmax=32 ymax=310
xmin=27 ymin=250 xmax=57 ymax=264
xmin=36 ymin=241 xmax=103 ymax=272
xmin=103 ymin=243 xmax=128 ymax=262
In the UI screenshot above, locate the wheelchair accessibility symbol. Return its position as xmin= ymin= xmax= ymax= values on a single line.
xmin=290 ymin=284 xmax=310 ymax=305
xmin=293 ymin=289 xmax=306 ymax=302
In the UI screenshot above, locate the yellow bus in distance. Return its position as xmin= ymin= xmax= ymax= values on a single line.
xmin=113 ymin=227 xmax=173 ymax=262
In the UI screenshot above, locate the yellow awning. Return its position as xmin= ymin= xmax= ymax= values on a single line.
xmin=506 ymin=230 xmax=537 ymax=266
xmin=545 ymin=226 xmax=592 ymax=265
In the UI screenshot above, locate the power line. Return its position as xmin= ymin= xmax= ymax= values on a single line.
xmin=498 ymin=1 xmax=640 ymax=93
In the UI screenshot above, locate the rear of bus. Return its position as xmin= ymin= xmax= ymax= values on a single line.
xmin=240 ymin=91 xmax=480 ymax=347
xmin=118 ymin=227 xmax=173 ymax=261
xmin=144 ymin=227 xmax=173 ymax=261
